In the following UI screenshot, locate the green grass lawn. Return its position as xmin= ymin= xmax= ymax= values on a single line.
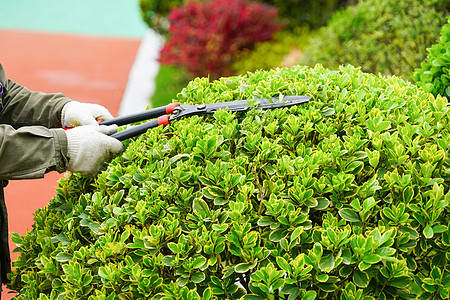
xmin=150 ymin=65 xmax=191 ymax=107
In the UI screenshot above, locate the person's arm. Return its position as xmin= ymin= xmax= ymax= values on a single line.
xmin=0 ymin=64 xmax=71 ymax=129
xmin=0 ymin=123 xmax=123 ymax=179
xmin=0 ymin=64 xmax=122 ymax=178
xmin=0 ymin=124 xmax=68 ymax=180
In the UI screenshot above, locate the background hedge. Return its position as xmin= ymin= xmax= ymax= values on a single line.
xmin=232 ymin=27 xmax=312 ymax=75
xmin=139 ymin=0 xmax=352 ymax=35
xmin=413 ymin=18 xmax=450 ymax=98
xmin=301 ymin=0 xmax=450 ymax=80
xmin=9 ymin=65 xmax=450 ymax=299
xmin=159 ymin=0 xmax=283 ymax=79
xmin=139 ymin=0 xmax=185 ymax=35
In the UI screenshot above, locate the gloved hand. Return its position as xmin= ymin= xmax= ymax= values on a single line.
xmin=61 ymin=101 xmax=114 ymax=128
xmin=65 ymin=125 xmax=123 ymax=176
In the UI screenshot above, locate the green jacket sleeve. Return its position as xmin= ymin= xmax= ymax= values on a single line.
xmin=0 ymin=63 xmax=71 ymax=128
xmin=0 ymin=63 xmax=71 ymax=179
xmin=0 ymin=125 xmax=68 ymax=179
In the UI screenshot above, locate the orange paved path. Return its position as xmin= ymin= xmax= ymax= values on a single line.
xmin=0 ymin=29 xmax=140 ymax=298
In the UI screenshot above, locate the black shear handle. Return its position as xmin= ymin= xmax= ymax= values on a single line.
xmin=110 ymin=116 xmax=170 ymax=141
xmin=101 ymin=103 xmax=180 ymax=127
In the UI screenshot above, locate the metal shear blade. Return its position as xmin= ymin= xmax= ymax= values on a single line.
xmin=106 ymin=95 xmax=311 ymax=141
xmin=170 ymin=95 xmax=311 ymax=120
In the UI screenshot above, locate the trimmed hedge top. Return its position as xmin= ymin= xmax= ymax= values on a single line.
xmin=9 ymin=65 xmax=450 ymax=299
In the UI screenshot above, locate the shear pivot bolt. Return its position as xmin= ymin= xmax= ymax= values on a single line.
xmin=197 ymin=104 xmax=206 ymax=110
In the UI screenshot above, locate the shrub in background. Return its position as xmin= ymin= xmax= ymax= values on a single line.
xmin=139 ymin=0 xmax=184 ymax=35
xmin=413 ymin=18 xmax=450 ymax=98
xmin=139 ymin=0 xmax=209 ymax=36
xmin=232 ymin=27 xmax=312 ymax=75
xmin=257 ymin=0 xmax=353 ymax=29
xmin=301 ymin=0 xmax=450 ymax=80
xmin=159 ymin=0 xmax=283 ymax=79
xmin=9 ymin=64 xmax=450 ymax=299
xmin=139 ymin=0 xmax=353 ymax=36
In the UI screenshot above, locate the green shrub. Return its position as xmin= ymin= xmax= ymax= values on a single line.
xmin=159 ymin=0 xmax=283 ymax=79
xmin=257 ymin=0 xmax=353 ymax=29
xmin=139 ymin=0 xmax=208 ymax=35
xmin=139 ymin=0 xmax=184 ymax=35
xmin=9 ymin=65 xmax=450 ymax=299
xmin=413 ymin=18 xmax=450 ymax=98
xmin=139 ymin=0 xmax=351 ymax=35
xmin=232 ymin=28 xmax=313 ymax=75
xmin=301 ymin=0 xmax=450 ymax=80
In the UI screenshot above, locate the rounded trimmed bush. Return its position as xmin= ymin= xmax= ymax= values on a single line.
xmin=9 ymin=65 xmax=450 ymax=299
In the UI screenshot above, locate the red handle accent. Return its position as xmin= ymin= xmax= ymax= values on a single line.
xmin=166 ymin=103 xmax=181 ymax=114
xmin=157 ymin=115 xmax=170 ymax=126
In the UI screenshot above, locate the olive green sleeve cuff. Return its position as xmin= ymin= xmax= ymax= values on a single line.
xmin=51 ymin=128 xmax=69 ymax=174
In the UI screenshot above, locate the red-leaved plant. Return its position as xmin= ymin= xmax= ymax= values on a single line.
xmin=159 ymin=0 xmax=283 ymax=79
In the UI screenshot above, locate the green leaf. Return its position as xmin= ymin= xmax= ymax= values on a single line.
xmin=403 ymin=186 xmax=414 ymax=203
xmin=358 ymin=261 xmax=371 ymax=271
xmin=258 ymin=216 xmax=274 ymax=227
xmin=375 ymin=247 xmax=396 ymax=258
xmin=83 ymin=273 xmax=93 ymax=286
xmin=55 ymin=253 xmax=72 ymax=263
xmin=98 ymin=267 xmax=109 ymax=280
xmin=432 ymin=225 xmax=447 ymax=234
xmin=339 ymin=265 xmax=353 ymax=277
xmin=316 ymin=274 xmax=328 ymax=282
xmin=353 ymin=270 xmax=370 ymax=288
xmin=315 ymin=197 xmax=330 ymax=210
xmin=120 ymin=230 xmax=131 ymax=243
xmin=377 ymin=121 xmax=391 ymax=132
xmin=276 ymin=256 xmax=291 ymax=273
xmin=168 ymin=242 xmax=179 ymax=254
xmin=193 ymin=257 xmax=207 ymax=269
xmin=193 ymin=198 xmax=210 ymax=216
xmin=388 ymin=276 xmax=411 ymax=288
xmin=291 ymin=227 xmax=303 ymax=241
xmin=303 ymin=291 xmax=317 ymax=300
xmin=176 ymin=276 xmax=189 ymax=287
xmin=169 ymin=154 xmax=191 ymax=165
xmin=362 ymin=197 xmax=378 ymax=211
xmin=191 ymin=272 xmax=206 ymax=283
xmin=339 ymin=208 xmax=361 ymax=222
xmin=235 ymin=262 xmax=256 ymax=273
xmin=269 ymin=228 xmax=288 ymax=242
xmin=363 ymin=254 xmax=381 ymax=264
xmin=319 ymin=254 xmax=335 ymax=273
xmin=203 ymin=287 xmax=213 ymax=300
xmin=210 ymin=276 xmax=222 ymax=288
xmin=212 ymin=224 xmax=228 ymax=233
xmin=423 ymin=226 xmax=434 ymax=239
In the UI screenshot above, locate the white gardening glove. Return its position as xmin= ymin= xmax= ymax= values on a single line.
xmin=61 ymin=101 xmax=114 ymax=128
xmin=65 ymin=125 xmax=123 ymax=176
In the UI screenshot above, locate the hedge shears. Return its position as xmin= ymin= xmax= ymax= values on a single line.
xmin=101 ymin=95 xmax=310 ymax=141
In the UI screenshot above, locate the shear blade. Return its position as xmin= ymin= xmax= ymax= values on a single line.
xmin=206 ymin=95 xmax=310 ymax=113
